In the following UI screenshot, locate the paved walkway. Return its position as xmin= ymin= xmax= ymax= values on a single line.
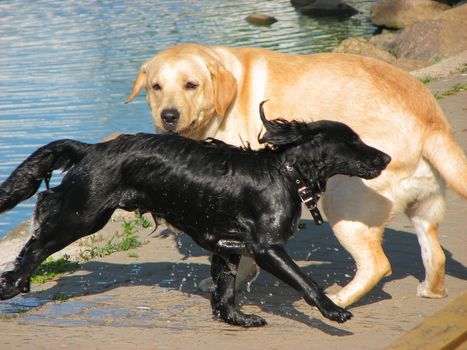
xmin=0 ymin=73 xmax=466 ymax=350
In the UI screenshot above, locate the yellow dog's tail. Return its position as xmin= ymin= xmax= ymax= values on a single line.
xmin=422 ymin=110 xmax=467 ymax=198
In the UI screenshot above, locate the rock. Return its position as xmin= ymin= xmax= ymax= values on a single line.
xmin=411 ymin=49 xmax=467 ymax=78
xmin=439 ymin=1 xmax=467 ymax=19
xmin=291 ymin=0 xmax=359 ymax=17
xmin=245 ymin=13 xmax=278 ymax=26
xmin=436 ymin=0 xmax=465 ymax=5
xmin=368 ymin=30 xmax=399 ymax=52
xmin=333 ymin=37 xmax=396 ymax=64
xmin=333 ymin=37 xmax=432 ymax=71
xmin=371 ymin=0 xmax=450 ymax=29
xmin=336 ymin=4 xmax=467 ymax=70
xmin=393 ymin=58 xmax=432 ymax=71
xmin=392 ymin=4 xmax=467 ymax=62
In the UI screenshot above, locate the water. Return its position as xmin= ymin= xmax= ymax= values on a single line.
xmin=0 ymin=0 xmax=377 ymax=237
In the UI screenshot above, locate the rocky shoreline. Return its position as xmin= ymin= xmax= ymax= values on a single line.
xmin=334 ymin=2 xmax=467 ymax=72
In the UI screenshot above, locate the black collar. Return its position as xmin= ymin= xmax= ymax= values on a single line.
xmin=284 ymin=163 xmax=325 ymax=225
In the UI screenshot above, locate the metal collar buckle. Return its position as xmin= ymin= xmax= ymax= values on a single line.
xmin=298 ymin=186 xmax=319 ymax=209
xmin=285 ymin=163 xmax=324 ymax=225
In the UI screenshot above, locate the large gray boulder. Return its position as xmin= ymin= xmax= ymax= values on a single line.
xmin=333 ymin=3 xmax=467 ymax=70
xmin=333 ymin=37 xmax=431 ymax=71
xmin=392 ymin=4 xmax=467 ymax=62
xmin=333 ymin=37 xmax=397 ymax=64
xmin=371 ymin=0 xmax=450 ymax=29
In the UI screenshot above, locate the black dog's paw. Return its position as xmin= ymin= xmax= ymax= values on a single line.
xmin=0 ymin=272 xmax=21 ymax=300
xmin=317 ymin=297 xmax=353 ymax=323
xmin=17 ymin=277 xmax=31 ymax=293
xmin=216 ymin=309 xmax=267 ymax=327
xmin=235 ymin=313 xmax=267 ymax=328
xmin=323 ymin=306 xmax=353 ymax=323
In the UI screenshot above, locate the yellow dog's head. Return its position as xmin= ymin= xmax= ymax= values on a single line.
xmin=125 ymin=44 xmax=237 ymax=136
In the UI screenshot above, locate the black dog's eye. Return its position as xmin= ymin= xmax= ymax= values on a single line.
xmin=152 ymin=83 xmax=162 ymax=91
xmin=185 ymin=81 xmax=198 ymax=90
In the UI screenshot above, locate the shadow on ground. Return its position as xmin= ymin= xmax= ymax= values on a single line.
xmin=1 ymin=220 xmax=466 ymax=334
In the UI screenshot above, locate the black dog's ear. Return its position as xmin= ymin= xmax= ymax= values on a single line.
xmin=258 ymin=101 xmax=309 ymax=146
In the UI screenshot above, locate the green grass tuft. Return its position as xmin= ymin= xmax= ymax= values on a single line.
xmin=419 ymin=76 xmax=435 ymax=84
xmin=434 ymin=83 xmax=467 ymax=100
xmin=31 ymin=255 xmax=80 ymax=284
xmin=79 ymin=216 xmax=145 ymax=261
xmin=29 ymin=215 xmax=150 ymax=286
xmin=134 ymin=210 xmax=152 ymax=228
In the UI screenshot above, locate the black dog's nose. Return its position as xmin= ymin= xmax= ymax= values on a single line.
xmin=381 ymin=153 xmax=391 ymax=166
xmin=374 ymin=152 xmax=392 ymax=168
xmin=161 ymin=108 xmax=180 ymax=126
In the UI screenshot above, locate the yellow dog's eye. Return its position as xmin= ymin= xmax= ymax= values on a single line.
xmin=185 ymin=81 xmax=198 ymax=90
xmin=152 ymin=83 xmax=161 ymax=90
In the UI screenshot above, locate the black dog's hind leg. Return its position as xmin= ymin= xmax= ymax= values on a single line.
xmin=0 ymin=189 xmax=115 ymax=300
xmin=210 ymin=254 xmax=267 ymax=327
xmin=254 ymin=244 xmax=352 ymax=323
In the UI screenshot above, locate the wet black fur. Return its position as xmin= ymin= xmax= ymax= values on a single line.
xmin=0 ymin=103 xmax=390 ymax=327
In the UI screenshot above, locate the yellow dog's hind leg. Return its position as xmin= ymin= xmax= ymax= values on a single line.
xmin=406 ymin=191 xmax=447 ymax=299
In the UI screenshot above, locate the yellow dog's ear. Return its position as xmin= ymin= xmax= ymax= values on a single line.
xmin=125 ymin=63 xmax=148 ymax=104
xmin=209 ymin=63 xmax=237 ymax=117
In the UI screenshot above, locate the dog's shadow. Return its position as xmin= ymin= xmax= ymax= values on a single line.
xmin=174 ymin=219 xmax=467 ymax=290
xmin=171 ymin=219 xmax=467 ymax=320
xmin=7 ymin=220 xmax=466 ymax=335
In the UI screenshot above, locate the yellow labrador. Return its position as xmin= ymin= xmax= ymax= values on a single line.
xmin=126 ymin=43 xmax=467 ymax=307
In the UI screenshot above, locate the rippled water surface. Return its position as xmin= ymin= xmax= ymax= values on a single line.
xmin=0 ymin=0 xmax=376 ymax=237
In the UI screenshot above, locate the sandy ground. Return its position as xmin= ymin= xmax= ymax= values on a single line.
xmin=0 ymin=71 xmax=466 ymax=350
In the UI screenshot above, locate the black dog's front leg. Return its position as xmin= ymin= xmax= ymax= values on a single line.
xmin=210 ymin=254 xmax=267 ymax=327
xmin=254 ymin=245 xmax=352 ymax=323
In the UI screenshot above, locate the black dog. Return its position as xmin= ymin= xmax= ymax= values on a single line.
xmin=0 ymin=102 xmax=390 ymax=327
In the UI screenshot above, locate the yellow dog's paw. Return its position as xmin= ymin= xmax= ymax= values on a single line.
xmin=416 ymin=282 xmax=448 ymax=298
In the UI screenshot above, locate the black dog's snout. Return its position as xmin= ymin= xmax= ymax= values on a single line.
xmin=381 ymin=153 xmax=391 ymax=166
xmin=374 ymin=152 xmax=391 ymax=168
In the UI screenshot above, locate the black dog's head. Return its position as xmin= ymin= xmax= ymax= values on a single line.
xmin=258 ymin=101 xmax=391 ymax=181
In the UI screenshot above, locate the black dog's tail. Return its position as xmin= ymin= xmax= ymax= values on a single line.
xmin=0 ymin=139 xmax=91 ymax=214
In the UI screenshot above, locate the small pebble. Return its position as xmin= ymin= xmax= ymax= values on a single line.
xmin=245 ymin=13 xmax=278 ymax=26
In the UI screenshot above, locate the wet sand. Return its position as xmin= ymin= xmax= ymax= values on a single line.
xmin=0 ymin=73 xmax=466 ymax=350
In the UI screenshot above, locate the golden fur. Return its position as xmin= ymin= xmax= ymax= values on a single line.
xmin=126 ymin=43 xmax=467 ymax=307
